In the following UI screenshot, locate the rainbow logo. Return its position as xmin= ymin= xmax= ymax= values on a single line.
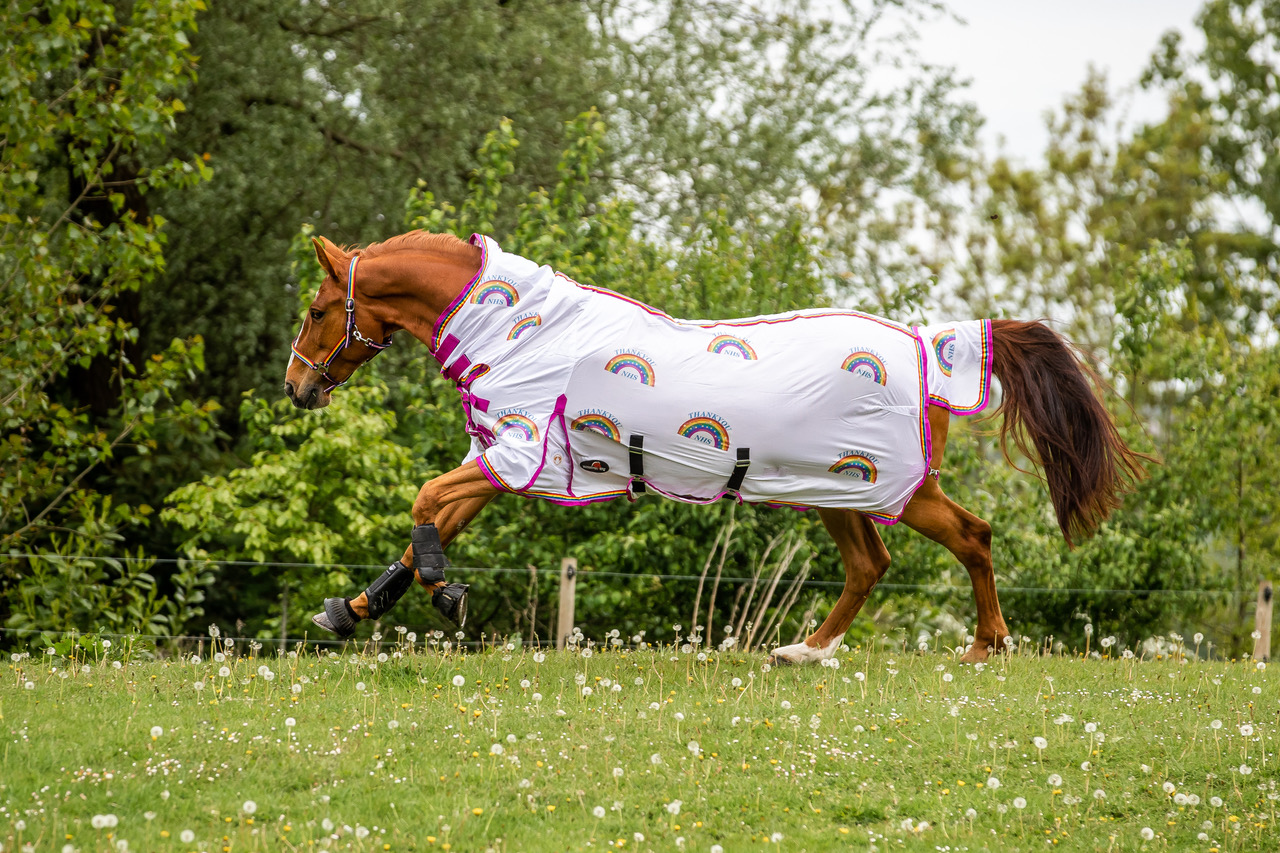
xmin=708 ymin=335 xmax=758 ymax=360
xmin=471 ymin=279 xmax=520 ymax=307
xmin=507 ymin=314 xmax=541 ymax=340
xmin=570 ymin=413 xmax=621 ymax=442
xmin=678 ymin=417 xmax=730 ymax=451
xmin=494 ymin=413 xmax=539 ymax=442
xmin=829 ymin=454 xmax=878 ymax=483
xmin=841 ymin=351 xmax=888 ymax=385
xmin=604 ymin=353 xmax=656 ymax=386
xmin=933 ymin=329 xmax=956 ymax=377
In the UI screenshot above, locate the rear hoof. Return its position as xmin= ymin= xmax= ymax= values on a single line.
xmin=766 ymin=654 xmax=797 ymax=666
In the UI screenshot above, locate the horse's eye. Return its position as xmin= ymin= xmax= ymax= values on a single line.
xmin=309 ymin=309 xmax=324 ymax=322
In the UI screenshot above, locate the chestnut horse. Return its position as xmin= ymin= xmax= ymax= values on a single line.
xmin=285 ymin=231 xmax=1145 ymax=663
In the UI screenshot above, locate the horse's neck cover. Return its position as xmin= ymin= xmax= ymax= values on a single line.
xmin=433 ymin=235 xmax=993 ymax=523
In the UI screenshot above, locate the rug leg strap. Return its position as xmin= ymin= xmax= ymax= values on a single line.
xmin=412 ymin=523 xmax=448 ymax=584
xmin=364 ymin=560 xmax=415 ymax=619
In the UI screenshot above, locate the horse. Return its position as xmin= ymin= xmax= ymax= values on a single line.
xmin=284 ymin=231 xmax=1147 ymax=663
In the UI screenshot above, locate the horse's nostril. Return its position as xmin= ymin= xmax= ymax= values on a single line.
xmin=284 ymin=381 xmax=297 ymax=401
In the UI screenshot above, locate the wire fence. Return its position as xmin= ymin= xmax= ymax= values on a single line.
xmin=7 ymin=552 xmax=1241 ymax=597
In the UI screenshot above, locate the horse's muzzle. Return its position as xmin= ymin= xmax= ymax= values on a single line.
xmin=284 ymin=380 xmax=326 ymax=410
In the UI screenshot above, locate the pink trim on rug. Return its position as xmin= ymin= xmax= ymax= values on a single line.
xmin=430 ymin=234 xmax=490 ymax=355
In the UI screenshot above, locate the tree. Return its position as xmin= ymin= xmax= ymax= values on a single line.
xmin=1 ymin=1 xmax=218 ymax=637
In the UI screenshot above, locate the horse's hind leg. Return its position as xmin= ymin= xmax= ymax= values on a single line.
xmin=901 ymin=478 xmax=1009 ymax=662
xmin=312 ymin=462 xmax=497 ymax=637
xmin=769 ymin=508 xmax=890 ymax=664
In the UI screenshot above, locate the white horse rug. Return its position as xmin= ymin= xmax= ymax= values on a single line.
xmin=430 ymin=236 xmax=992 ymax=524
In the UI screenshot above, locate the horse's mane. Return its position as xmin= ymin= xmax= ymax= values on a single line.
xmin=356 ymin=231 xmax=478 ymax=263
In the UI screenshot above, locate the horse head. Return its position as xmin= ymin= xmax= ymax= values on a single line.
xmin=284 ymin=236 xmax=394 ymax=409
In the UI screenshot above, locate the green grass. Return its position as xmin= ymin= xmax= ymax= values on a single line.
xmin=1 ymin=635 xmax=1275 ymax=852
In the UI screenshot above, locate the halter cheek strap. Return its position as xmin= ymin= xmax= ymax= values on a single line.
xmin=290 ymin=254 xmax=393 ymax=391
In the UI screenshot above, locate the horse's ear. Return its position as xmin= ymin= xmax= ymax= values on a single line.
xmin=312 ymin=236 xmax=342 ymax=281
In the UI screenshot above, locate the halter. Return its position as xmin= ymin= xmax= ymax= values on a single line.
xmin=290 ymin=254 xmax=393 ymax=391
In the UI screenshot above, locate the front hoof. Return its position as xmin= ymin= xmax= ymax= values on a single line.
xmin=313 ymin=598 xmax=359 ymax=639
xmin=432 ymin=583 xmax=469 ymax=627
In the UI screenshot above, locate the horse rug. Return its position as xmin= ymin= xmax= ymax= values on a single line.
xmin=430 ymin=236 xmax=993 ymax=523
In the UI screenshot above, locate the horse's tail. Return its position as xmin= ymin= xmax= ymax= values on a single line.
xmin=988 ymin=319 xmax=1150 ymax=547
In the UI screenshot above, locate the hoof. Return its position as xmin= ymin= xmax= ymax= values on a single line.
xmin=432 ymin=582 xmax=469 ymax=627
xmin=311 ymin=610 xmax=338 ymax=635
xmin=768 ymin=635 xmax=843 ymax=667
xmin=766 ymin=654 xmax=797 ymax=667
xmin=959 ymin=643 xmax=998 ymax=663
xmin=312 ymin=598 xmax=358 ymax=639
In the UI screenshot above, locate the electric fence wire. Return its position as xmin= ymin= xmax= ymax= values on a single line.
xmin=5 ymin=552 xmax=1238 ymax=597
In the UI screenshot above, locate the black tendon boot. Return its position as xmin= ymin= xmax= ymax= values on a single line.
xmin=412 ymin=523 xmax=469 ymax=626
xmin=311 ymin=561 xmax=415 ymax=638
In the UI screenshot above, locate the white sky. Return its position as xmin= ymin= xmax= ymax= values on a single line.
xmin=916 ymin=0 xmax=1207 ymax=163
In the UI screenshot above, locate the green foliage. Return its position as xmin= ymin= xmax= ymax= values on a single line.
xmin=1 ymin=0 xmax=218 ymax=637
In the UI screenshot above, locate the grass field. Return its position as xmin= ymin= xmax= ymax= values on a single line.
xmin=1 ymin=633 xmax=1275 ymax=853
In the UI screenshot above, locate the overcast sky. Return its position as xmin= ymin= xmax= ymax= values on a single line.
xmin=916 ymin=0 xmax=1207 ymax=163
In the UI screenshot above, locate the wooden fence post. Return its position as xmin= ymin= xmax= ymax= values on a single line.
xmin=1254 ymin=580 xmax=1273 ymax=662
xmin=557 ymin=557 xmax=577 ymax=650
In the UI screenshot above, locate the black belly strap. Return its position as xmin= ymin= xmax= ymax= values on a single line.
xmin=628 ymin=434 xmax=646 ymax=494
xmin=723 ymin=447 xmax=750 ymax=498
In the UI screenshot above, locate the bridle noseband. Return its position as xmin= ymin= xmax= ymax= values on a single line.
xmin=290 ymin=254 xmax=393 ymax=392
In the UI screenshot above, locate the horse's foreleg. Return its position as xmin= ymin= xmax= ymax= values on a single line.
xmin=769 ymin=508 xmax=890 ymax=665
xmin=901 ymin=478 xmax=1008 ymax=662
xmin=315 ymin=462 xmax=497 ymax=637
